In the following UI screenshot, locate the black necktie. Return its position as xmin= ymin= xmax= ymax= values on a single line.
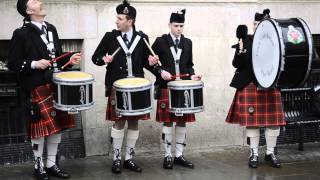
xmin=123 ymin=33 xmax=130 ymax=47
xmin=175 ymin=38 xmax=179 ymax=52
xmin=41 ymin=25 xmax=47 ymax=35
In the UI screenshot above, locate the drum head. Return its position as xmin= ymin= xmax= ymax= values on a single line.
xmin=113 ymin=78 xmax=151 ymax=89
xmin=252 ymin=19 xmax=281 ymax=88
xmin=54 ymin=71 xmax=94 ymax=82
xmin=167 ymin=80 xmax=203 ymax=88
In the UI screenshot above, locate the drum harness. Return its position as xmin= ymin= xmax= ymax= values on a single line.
xmin=116 ymin=35 xmax=142 ymax=77
xmin=170 ymin=46 xmax=191 ymax=109
xmin=116 ymin=34 xmax=143 ymax=110
xmin=40 ymin=28 xmax=59 ymax=73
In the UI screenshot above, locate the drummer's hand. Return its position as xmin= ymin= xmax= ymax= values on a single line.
xmin=148 ymin=55 xmax=159 ymax=66
xmin=70 ymin=53 xmax=81 ymax=65
xmin=161 ymin=70 xmax=172 ymax=80
xmin=34 ymin=59 xmax=51 ymax=70
xmin=191 ymin=74 xmax=202 ymax=81
xmin=239 ymin=38 xmax=244 ymax=51
xmin=103 ymin=54 xmax=113 ymax=64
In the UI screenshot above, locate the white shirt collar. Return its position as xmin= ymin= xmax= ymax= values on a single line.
xmin=121 ymin=28 xmax=133 ymax=42
xmin=31 ymin=21 xmax=47 ymax=31
xmin=170 ymin=32 xmax=181 ymax=44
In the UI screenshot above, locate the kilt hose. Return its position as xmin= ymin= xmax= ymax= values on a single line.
xmin=226 ymin=83 xmax=285 ymax=127
xmin=156 ymin=89 xmax=195 ymax=123
xmin=106 ymin=88 xmax=150 ymax=121
xmin=29 ymin=84 xmax=75 ymax=139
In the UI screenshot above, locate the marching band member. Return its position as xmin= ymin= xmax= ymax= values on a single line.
xmin=91 ymin=0 xmax=159 ymax=174
xmin=8 ymin=0 xmax=81 ymax=179
xmin=152 ymin=9 xmax=202 ymax=170
xmin=226 ymin=9 xmax=285 ymax=168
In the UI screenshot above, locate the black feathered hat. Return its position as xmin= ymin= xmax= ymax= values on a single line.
xmin=255 ymin=9 xmax=270 ymax=21
xmin=17 ymin=0 xmax=28 ymax=17
xmin=170 ymin=9 xmax=186 ymax=23
xmin=236 ymin=25 xmax=248 ymax=39
xmin=116 ymin=0 xmax=136 ymax=19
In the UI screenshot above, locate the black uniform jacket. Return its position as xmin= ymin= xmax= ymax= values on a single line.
xmin=8 ymin=22 xmax=73 ymax=93
xmin=151 ymin=34 xmax=195 ymax=89
xmin=92 ymin=29 xmax=156 ymax=96
xmin=229 ymin=36 xmax=256 ymax=89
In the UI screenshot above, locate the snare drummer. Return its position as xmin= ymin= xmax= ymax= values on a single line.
xmin=151 ymin=9 xmax=202 ymax=169
xmin=226 ymin=9 xmax=285 ymax=168
xmin=91 ymin=0 xmax=159 ymax=174
xmin=7 ymin=0 xmax=81 ymax=179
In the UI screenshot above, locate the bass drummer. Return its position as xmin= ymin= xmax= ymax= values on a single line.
xmin=225 ymin=9 xmax=285 ymax=169
xmin=7 ymin=0 xmax=81 ymax=179
xmin=91 ymin=0 xmax=159 ymax=174
xmin=151 ymin=9 xmax=202 ymax=170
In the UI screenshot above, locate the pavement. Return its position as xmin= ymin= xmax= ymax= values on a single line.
xmin=1 ymin=143 xmax=320 ymax=180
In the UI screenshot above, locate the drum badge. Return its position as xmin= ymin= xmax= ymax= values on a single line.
xmin=287 ymin=25 xmax=304 ymax=45
xmin=122 ymin=92 xmax=128 ymax=110
xmin=79 ymin=86 xmax=85 ymax=105
xmin=50 ymin=110 xmax=56 ymax=117
xmin=184 ymin=90 xmax=190 ymax=108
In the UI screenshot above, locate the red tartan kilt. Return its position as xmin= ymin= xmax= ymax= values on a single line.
xmin=225 ymin=83 xmax=286 ymax=127
xmin=106 ymin=88 xmax=150 ymax=121
xmin=29 ymin=84 xmax=75 ymax=139
xmin=156 ymin=89 xmax=195 ymax=123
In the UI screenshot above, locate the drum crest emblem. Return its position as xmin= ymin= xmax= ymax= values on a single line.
xmin=122 ymin=92 xmax=128 ymax=110
xmin=287 ymin=25 xmax=304 ymax=45
xmin=184 ymin=90 xmax=190 ymax=108
xmin=79 ymin=86 xmax=85 ymax=105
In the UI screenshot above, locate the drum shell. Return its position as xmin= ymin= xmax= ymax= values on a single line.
xmin=113 ymin=78 xmax=152 ymax=116
xmin=52 ymin=72 xmax=94 ymax=112
xmin=167 ymin=80 xmax=204 ymax=115
xmin=276 ymin=18 xmax=312 ymax=88
xmin=252 ymin=18 xmax=313 ymax=89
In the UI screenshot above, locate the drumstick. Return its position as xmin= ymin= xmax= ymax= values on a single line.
xmin=61 ymin=53 xmax=81 ymax=70
xmin=111 ymin=47 xmax=121 ymax=57
xmin=50 ymin=51 xmax=74 ymax=64
xmin=142 ymin=38 xmax=162 ymax=66
xmin=171 ymin=74 xmax=190 ymax=79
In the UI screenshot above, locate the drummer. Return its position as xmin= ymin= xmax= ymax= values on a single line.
xmin=7 ymin=0 xmax=81 ymax=179
xmin=91 ymin=0 xmax=159 ymax=174
xmin=225 ymin=9 xmax=285 ymax=168
xmin=151 ymin=9 xmax=202 ymax=170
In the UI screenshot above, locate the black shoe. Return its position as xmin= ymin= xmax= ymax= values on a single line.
xmin=34 ymin=157 xmax=49 ymax=180
xmin=123 ymin=159 xmax=142 ymax=172
xmin=112 ymin=159 xmax=122 ymax=174
xmin=174 ymin=156 xmax=194 ymax=169
xmin=248 ymin=154 xmax=259 ymax=168
xmin=34 ymin=168 xmax=49 ymax=180
xmin=163 ymin=156 xmax=174 ymax=169
xmin=45 ymin=165 xmax=70 ymax=179
xmin=264 ymin=153 xmax=281 ymax=168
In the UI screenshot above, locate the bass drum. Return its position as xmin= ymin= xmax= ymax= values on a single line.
xmin=252 ymin=18 xmax=313 ymax=89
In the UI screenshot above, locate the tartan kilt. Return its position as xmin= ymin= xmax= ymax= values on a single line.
xmin=225 ymin=83 xmax=286 ymax=127
xmin=156 ymin=89 xmax=195 ymax=123
xmin=29 ymin=84 xmax=75 ymax=139
xmin=106 ymin=88 xmax=150 ymax=121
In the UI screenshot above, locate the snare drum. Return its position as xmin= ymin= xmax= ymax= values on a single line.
xmin=167 ymin=80 xmax=204 ymax=116
xmin=113 ymin=78 xmax=152 ymax=116
xmin=53 ymin=71 xmax=94 ymax=113
xmin=252 ymin=18 xmax=313 ymax=89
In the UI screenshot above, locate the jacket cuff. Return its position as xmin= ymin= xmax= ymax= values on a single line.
xmin=19 ymin=60 xmax=32 ymax=73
